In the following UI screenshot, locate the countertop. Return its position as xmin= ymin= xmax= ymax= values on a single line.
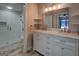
xmin=34 ymin=30 xmax=79 ymax=39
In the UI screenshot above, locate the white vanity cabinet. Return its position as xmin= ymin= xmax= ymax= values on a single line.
xmin=61 ymin=46 xmax=75 ymax=56
xmin=33 ymin=32 xmax=39 ymax=51
xmin=33 ymin=31 xmax=78 ymax=56
xmin=33 ymin=32 xmax=46 ymax=55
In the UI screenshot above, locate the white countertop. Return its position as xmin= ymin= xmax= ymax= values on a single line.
xmin=34 ymin=30 xmax=79 ymax=39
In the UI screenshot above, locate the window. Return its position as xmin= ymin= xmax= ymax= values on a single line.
xmin=59 ymin=13 xmax=69 ymax=29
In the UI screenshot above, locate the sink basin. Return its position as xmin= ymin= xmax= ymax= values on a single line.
xmin=47 ymin=28 xmax=61 ymax=32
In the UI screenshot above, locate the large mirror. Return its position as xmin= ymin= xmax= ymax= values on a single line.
xmin=44 ymin=8 xmax=69 ymax=29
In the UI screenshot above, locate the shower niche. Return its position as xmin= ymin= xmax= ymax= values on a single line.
xmin=0 ymin=21 xmax=11 ymax=31
xmin=0 ymin=22 xmax=6 ymax=26
xmin=0 ymin=21 xmax=7 ymax=31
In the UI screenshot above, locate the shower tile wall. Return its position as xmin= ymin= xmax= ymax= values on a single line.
xmin=0 ymin=9 xmax=23 ymax=47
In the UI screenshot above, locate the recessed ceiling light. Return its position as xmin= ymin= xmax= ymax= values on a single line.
xmin=7 ymin=6 xmax=13 ymax=9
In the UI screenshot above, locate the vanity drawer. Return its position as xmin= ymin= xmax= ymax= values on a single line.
xmin=49 ymin=35 xmax=76 ymax=47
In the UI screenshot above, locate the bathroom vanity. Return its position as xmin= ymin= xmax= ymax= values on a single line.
xmin=33 ymin=30 xmax=79 ymax=56
xmin=33 ymin=5 xmax=79 ymax=56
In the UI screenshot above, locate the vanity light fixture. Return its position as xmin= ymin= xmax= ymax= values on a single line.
xmin=44 ymin=8 xmax=48 ymax=12
xmin=6 ymin=6 xmax=13 ymax=10
xmin=57 ymin=4 xmax=61 ymax=9
xmin=48 ymin=7 xmax=52 ymax=11
xmin=53 ymin=6 xmax=56 ymax=10
xmin=44 ymin=4 xmax=61 ymax=12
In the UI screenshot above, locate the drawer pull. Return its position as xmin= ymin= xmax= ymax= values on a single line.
xmin=62 ymin=48 xmax=64 ymax=50
xmin=59 ymin=40 xmax=66 ymax=43
xmin=46 ymin=47 xmax=50 ymax=50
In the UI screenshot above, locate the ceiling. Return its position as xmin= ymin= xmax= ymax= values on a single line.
xmin=0 ymin=3 xmax=25 ymax=12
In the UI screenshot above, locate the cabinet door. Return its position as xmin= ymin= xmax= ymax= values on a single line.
xmin=38 ymin=34 xmax=46 ymax=54
xmin=51 ymin=45 xmax=62 ymax=56
xmin=62 ymin=47 xmax=75 ymax=56
xmin=33 ymin=33 xmax=39 ymax=51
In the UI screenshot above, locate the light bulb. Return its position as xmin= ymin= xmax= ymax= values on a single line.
xmin=48 ymin=7 xmax=52 ymax=11
xmin=53 ymin=6 xmax=56 ymax=10
xmin=58 ymin=4 xmax=61 ymax=9
xmin=7 ymin=6 xmax=13 ymax=9
xmin=44 ymin=8 xmax=48 ymax=12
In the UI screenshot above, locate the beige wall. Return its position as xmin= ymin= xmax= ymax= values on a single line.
xmin=38 ymin=3 xmax=79 ymax=17
xmin=24 ymin=3 xmax=39 ymax=52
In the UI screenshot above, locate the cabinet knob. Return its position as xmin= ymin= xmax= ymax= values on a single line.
xmin=60 ymin=40 xmax=66 ymax=43
xmin=62 ymin=48 xmax=64 ymax=50
xmin=46 ymin=47 xmax=50 ymax=50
